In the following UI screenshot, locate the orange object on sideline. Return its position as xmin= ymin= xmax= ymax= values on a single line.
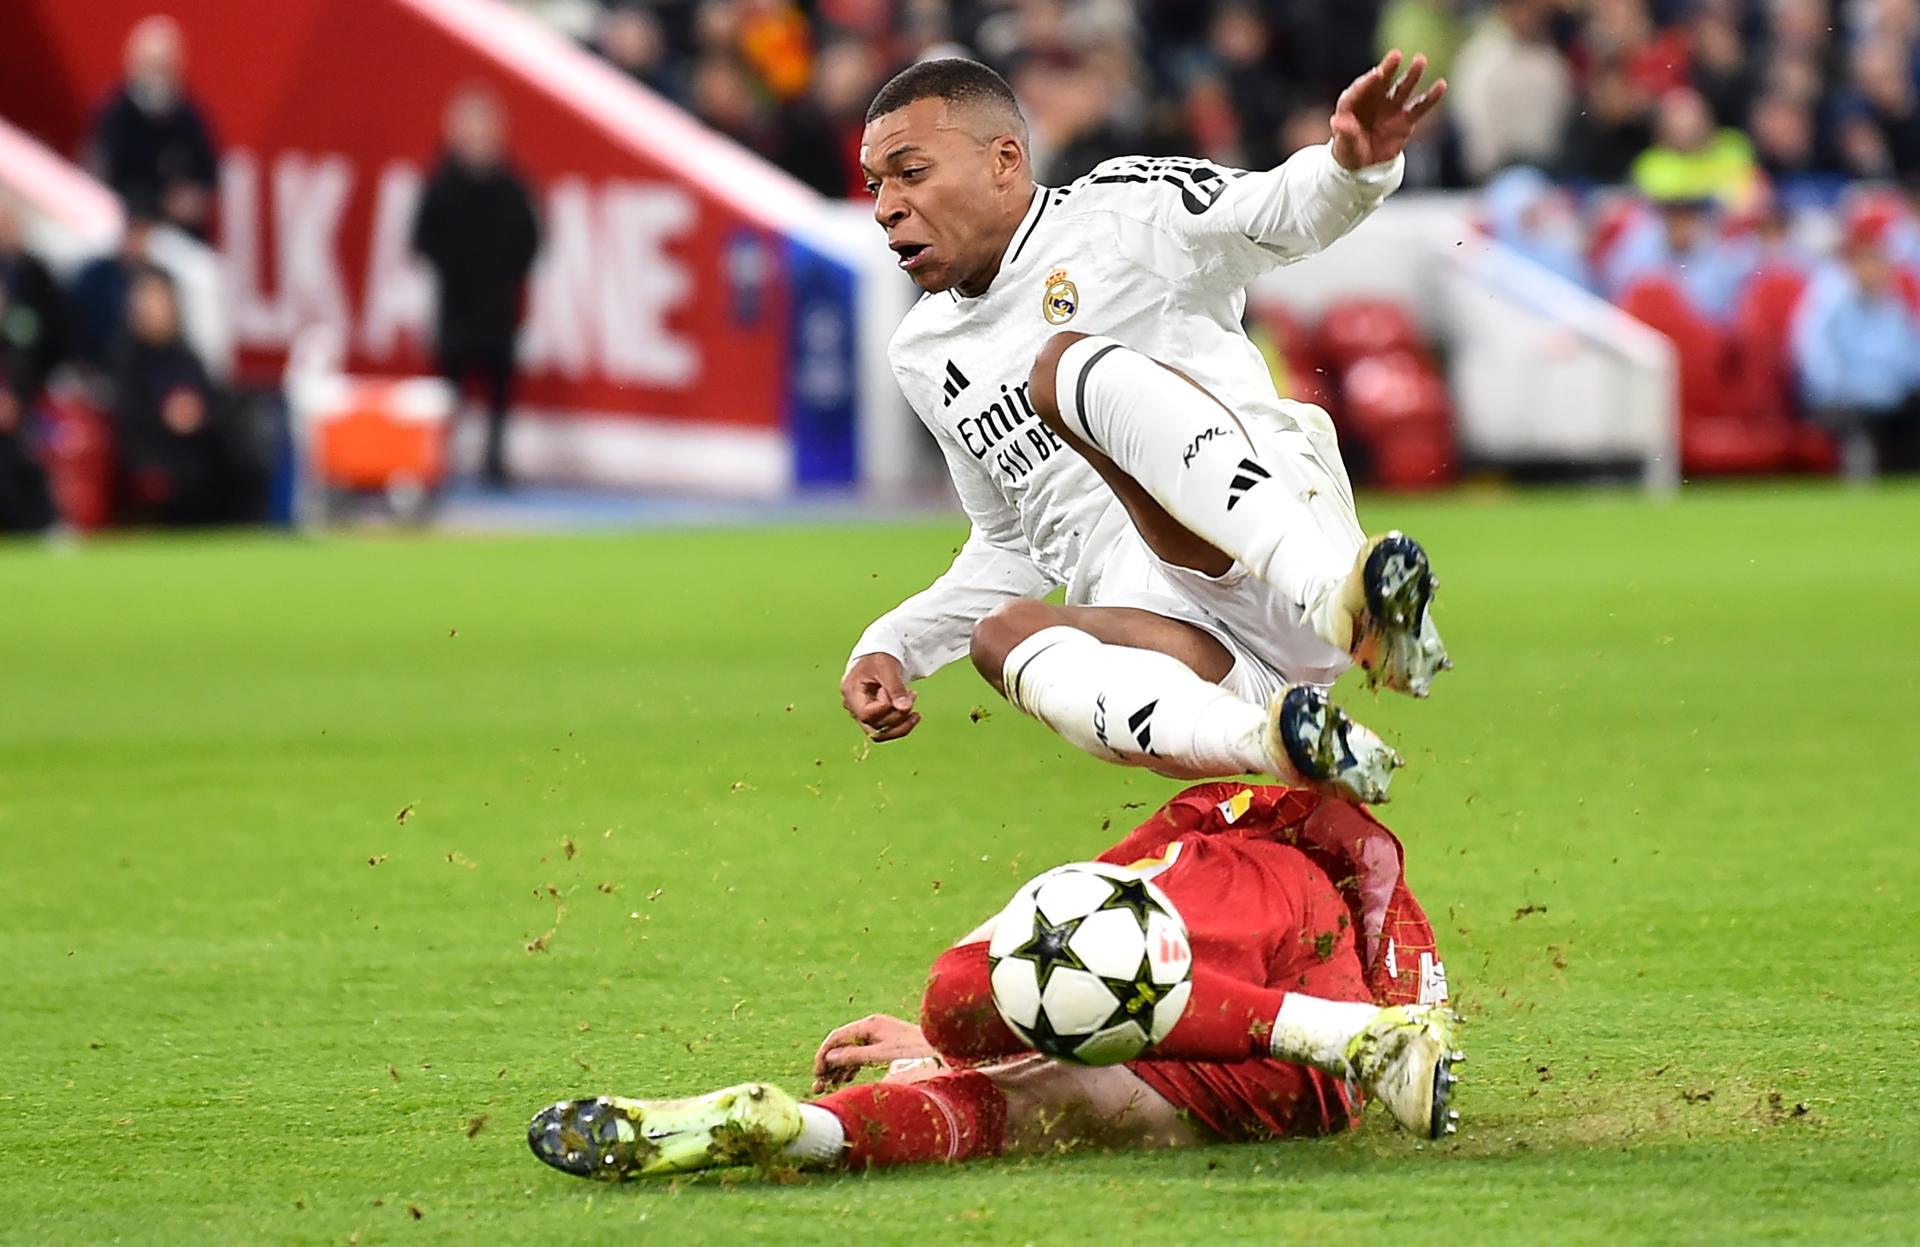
xmin=312 ymin=380 xmax=449 ymax=492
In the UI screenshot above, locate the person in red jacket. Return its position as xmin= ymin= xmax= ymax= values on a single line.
xmin=529 ymin=783 xmax=1461 ymax=1181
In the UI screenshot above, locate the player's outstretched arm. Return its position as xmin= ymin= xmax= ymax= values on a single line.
xmin=1329 ymin=49 xmax=1446 ymax=172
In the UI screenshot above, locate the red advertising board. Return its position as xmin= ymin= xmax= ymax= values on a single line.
xmin=0 ymin=0 xmax=843 ymax=489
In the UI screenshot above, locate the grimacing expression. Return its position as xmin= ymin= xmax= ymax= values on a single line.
xmin=862 ymin=97 xmax=1023 ymax=294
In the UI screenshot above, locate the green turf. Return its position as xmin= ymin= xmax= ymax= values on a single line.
xmin=2 ymin=482 xmax=1917 ymax=1246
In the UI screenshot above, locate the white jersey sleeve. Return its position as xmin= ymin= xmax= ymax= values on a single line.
xmin=848 ymin=377 xmax=1058 ymax=682
xmin=1085 ymin=143 xmax=1403 ymax=293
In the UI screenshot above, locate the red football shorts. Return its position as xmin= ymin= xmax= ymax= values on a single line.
xmin=1125 ymin=836 xmax=1370 ymax=1141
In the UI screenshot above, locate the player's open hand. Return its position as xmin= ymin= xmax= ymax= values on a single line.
xmin=812 ymin=1013 xmax=938 ymax=1092
xmin=841 ymin=652 xmax=920 ymax=742
xmin=1329 ymin=49 xmax=1446 ymax=171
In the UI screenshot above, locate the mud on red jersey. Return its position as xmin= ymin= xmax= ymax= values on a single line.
xmin=1098 ymin=782 xmax=1447 ymax=1007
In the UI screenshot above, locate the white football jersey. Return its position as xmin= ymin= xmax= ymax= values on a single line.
xmin=853 ymin=143 xmax=1402 ymax=679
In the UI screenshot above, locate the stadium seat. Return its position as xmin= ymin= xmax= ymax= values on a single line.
xmin=1681 ymin=412 xmax=1795 ymax=475
xmin=1620 ymin=275 xmax=1795 ymax=475
xmin=1316 ymin=298 xmax=1426 ymax=371
xmin=35 ymin=387 xmax=114 ymax=531
xmin=1790 ymin=421 xmax=1841 ymax=473
xmin=1369 ymin=423 xmax=1456 ymax=490
xmin=1728 ymin=268 xmax=1840 ymax=475
xmin=1338 ymin=353 xmax=1457 ymax=489
xmin=1249 ymin=303 xmax=1342 ymax=420
xmin=1586 ymin=195 xmax=1649 ymax=276
xmin=1731 ymin=267 xmax=1807 ymax=416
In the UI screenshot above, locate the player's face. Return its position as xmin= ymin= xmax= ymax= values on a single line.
xmin=862 ymin=98 xmax=1018 ymax=294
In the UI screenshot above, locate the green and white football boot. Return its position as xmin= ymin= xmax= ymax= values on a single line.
xmin=528 ymin=1082 xmax=804 ymax=1180
xmin=1345 ymin=1003 xmax=1465 ymax=1139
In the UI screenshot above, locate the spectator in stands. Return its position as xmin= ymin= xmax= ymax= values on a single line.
xmin=70 ymin=197 xmax=160 ymax=367
xmin=1560 ymin=52 xmax=1657 ymax=184
xmin=1376 ymin=0 xmax=1465 ymax=89
xmin=1020 ymin=54 xmax=1144 ymax=185
xmin=68 ymin=192 xmax=231 ymax=380
xmin=1206 ymin=2 xmax=1294 ymax=172
xmin=1604 ymin=190 xmax=1749 ymax=322
xmin=0 ymin=197 xmax=70 ymax=408
xmin=690 ymin=54 xmax=779 ymax=157
xmin=1791 ymin=202 xmax=1920 ymax=476
xmin=597 ymin=4 xmax=679 ymax=98
xmin=735 ymin=0 xmax=813 ymax=103
xmin=1842 ymin=44 xmax=1920 ymax=178
xmin=1889 ymin=175 xmax=1920 ymax=270
xmin=410 ymin=86 xmax=542 ymax=491
xmin=0 ymin=280 xmax=55 ymax=533
xmin=1449 ymin=0 xmax=1575 ymax=182
xmin=1723 ymin=188 xmax=1813 ymax=278
xmin=1483 ymin=166 xmax=1590 ymax=288
xmin=776 ymin=39 xmax=880 ymax=198
xmin=90 ymin=16 xmax=219 ymax=240
xmin=1749 ymin=91 xmax=1821 ymax=183
xmin=108 ymin=266 xmax=234 ymax=525
xmin=1685 ymin=0 xmax=1756 ymax=133
xmin=1630 ymin=87 xmax=1758 ymax=208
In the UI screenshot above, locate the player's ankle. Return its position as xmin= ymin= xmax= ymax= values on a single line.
xmin=1270 ymin=994 xmax=1381 ymax=1073
xmin=781 ymin=1103 xmax=848 ymax=1166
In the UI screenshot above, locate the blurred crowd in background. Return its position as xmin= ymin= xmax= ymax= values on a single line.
xmin=536 ymin=0 xmax=1920 ymax=195
xmin=1 ymin=16 xmax=542 ymax=530
xmin=544 ymin=0 xmax=1920 ymax=471
xmin=7 ymin=0 xmax=1920 ymax=534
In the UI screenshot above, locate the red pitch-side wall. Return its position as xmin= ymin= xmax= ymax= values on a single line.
xmin=0 ymin=0 xmax=793 ymax=438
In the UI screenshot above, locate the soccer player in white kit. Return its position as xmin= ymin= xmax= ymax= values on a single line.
xmin=842 ymin=55 xmax=1451 ymax=803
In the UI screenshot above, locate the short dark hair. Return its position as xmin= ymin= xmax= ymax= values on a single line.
xmin=865 ymin=57 xmax=1024 ymax=131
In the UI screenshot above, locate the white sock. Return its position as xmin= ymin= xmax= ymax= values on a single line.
xmin=1055 ymin=335 xmax=1360 ymax=636
xmin=1002 ymin=626 xmax=1272 ymax=779
xmin=1270 ymin=994 xmax=1383 ymax=1073
xmin=780 ymin=1103 xmax=847 ymax=1166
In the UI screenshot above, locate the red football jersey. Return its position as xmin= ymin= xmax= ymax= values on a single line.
xmin=1097 ymin=783 xmax=1448 ymax=1007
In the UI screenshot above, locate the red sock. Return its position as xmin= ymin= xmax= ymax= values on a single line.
xmin=922 ymin=942 xmax=1289 ymax=1063
xmin=812 ymin=1071 xmax=1008 ymax=1168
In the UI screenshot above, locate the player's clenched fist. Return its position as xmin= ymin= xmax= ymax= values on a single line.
xmin=841 ymin=652 xmax=921 ymax=742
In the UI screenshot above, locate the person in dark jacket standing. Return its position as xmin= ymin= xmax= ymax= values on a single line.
xmin=90 ymin=16 xmax=219 ymax=239
xmin=410 ymin=86 xmax=541 ymax=490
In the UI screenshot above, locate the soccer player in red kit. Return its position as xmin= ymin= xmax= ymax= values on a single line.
xmin=528 ymin=784 xmax=1462 ymax=1180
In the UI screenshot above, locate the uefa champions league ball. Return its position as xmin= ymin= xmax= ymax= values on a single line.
xmin=986 ymin=862 xmax=1193 ymax=1065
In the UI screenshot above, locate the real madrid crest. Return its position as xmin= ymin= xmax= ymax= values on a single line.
xmin=1042 ymin=266 xmax=1079 ymax=325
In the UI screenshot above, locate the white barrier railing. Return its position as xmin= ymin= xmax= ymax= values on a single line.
xmin=1442 ymin=237 xmax=1679 ymax=494
xmin=1248 ymin=194 xmax=1679 ymax=494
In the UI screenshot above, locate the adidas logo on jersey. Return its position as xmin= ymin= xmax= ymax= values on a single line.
xmin=941 ymin=360 xmax=970 ymax=407
xmin=1225 ymin=458 xmax=1272 ymax=511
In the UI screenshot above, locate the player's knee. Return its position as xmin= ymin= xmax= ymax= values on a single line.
xmin=1027 ymin=330 xmax=1092 ymax=424
xmin=969 ymin=599 xmax=1055 ymax=688
xmin=920 ymin=944 xmax=1006 ymax=1061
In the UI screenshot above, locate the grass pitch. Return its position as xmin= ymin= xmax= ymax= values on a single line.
xmin=2 ymin=482 xmax=1917 ymax=1246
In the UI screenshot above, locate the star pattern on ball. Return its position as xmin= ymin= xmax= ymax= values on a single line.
xmin=1096 ymin=876 xmax=1170 ymax=926
xmin=1099 ymin=950 xmax=1165 ymax=1036
xmin=1009 ymin=998 xmax=1076 ymax=1058
xmin=1004 ymin=910 xmax=1090 ymax=995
